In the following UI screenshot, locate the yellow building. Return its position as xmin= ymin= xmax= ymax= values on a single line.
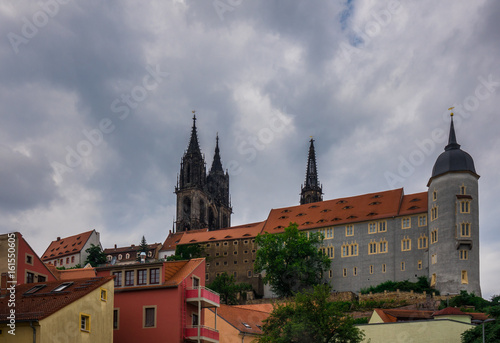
xmin=0 ymin=276 xmax=114 ymax=342
xmin=358 ymin=307 xmax=489 ymax=343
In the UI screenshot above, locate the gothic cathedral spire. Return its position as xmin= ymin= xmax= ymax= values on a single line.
xmin=175 ymin=114 xmax=231 ymax=232
xmin=300 ymin=138 xmax=323 ymax=205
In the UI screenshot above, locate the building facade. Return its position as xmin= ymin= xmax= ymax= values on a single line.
xmin=175 ymin=114 xmax=232 ymax=232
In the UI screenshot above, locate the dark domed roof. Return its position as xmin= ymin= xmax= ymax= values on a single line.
xmin=431 ymin=117 xmax=477 ymax=179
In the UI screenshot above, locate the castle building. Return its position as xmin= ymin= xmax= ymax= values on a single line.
xmin=175 ymin=114 xmax=232 ymax=232
xmin=172 ymin=114 xmax=481 ymax=297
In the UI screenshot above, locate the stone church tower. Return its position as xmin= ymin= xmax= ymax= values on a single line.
xmin=427 ymin=114 xmax=481 ymax=296
xmin=175 ymin=115 xmax=232 ymax=232
xmin=300 ymin=138 xmax=323 ymax=205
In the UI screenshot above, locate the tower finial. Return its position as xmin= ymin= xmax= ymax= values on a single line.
xmin=445 ymin=107 xmax=460 ymax=151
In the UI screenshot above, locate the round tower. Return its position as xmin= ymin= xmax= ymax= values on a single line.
xmin=427 ymin=113 xmax=481 ymax=296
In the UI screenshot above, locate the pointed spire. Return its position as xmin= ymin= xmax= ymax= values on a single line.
xmin=187 ymin=111 xmax=202 ymax=155
xmin=445 ymin=111 xmax=461 ymax=151
xmin=210 ymin=133 xmax=224 ymax=174
xmin=305 ymin=138 xmax=319 ymax=188
xmin=300 ymin=138 xmax=323 ymax=205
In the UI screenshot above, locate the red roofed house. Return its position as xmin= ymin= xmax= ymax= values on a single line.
xmin=0 ymin=276 xmax=114 ymax=342
xmin=96 ymin=258 xmax=220 ymax=343
xmin=357 ymin=307 xmax=489 ymax=342
xmin=103 ymin=242 xmax=162 ymax=263
xmin=41 ymin=230 xmax=101 ymax=269
xmin=204 ymin=304 xmax=272 ymax=343
xmin=0 ymin=232 xmax=57 ymax=287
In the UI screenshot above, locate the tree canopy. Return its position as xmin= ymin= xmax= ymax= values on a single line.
xmin=254 ymin=222 xmax=331 ymax=298
xmin=84 ymin=244 xmax=107 ymax=267
xmin=137 ymin=235 xmax=149 ymax=261
xmin=207 ymin=272 xmax=253 ymax=305
xmin=260 ymin=284 xmax=364 ymax=343
xmin=166 ymin=243 xmax=204 ymax=261
xmin=460 ymin=292 xmax=500 ymax=343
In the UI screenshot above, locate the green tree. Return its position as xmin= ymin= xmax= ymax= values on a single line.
xmin=166 ymin=243 xmax=203 ymax=261
xmin=461 ymin=294 xmax=500 ymax=343
xmin=260 ymin=284 xmax=364 ymax=343
xmin=137 ymin=235 xmax=149 ymax=261
xmin=207 ymin=272 xmax=253 ymax=305
xmin=84 ymin=244 xmax=107 ymax=267
xmin=254 ymin=222 xmax=331 ymax=298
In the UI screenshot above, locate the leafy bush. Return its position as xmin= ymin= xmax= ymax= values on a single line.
xmin=360 ymin=276 xmax=438 ymax=295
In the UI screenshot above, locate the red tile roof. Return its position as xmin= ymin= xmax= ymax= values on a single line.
xmin=41 ymin=230 xmax=95 ymax=261
xmin=160 ymin=231 xmax=190 ymax=252
xmin=232 ymin=303 xmax=274 ymax=313
xmin=399 ymin=192 xmax=428 ymax=216
xmin=163 ymin=258 xmax=205 ymax=286
xmin=0 ymin=276 xmax=113 ymax=322
xmin=103 ymin=243 xmax=161 ymax=255
xmin=58 ymin=265 xmax=97 ymax=280
xmin=432 ymin=307 xmax=469 ymax=317
xmin=176 ymin=222 xmax=265 ymax=245
xmin=210 ymin=304 xmax=270 ymax=334
xmin=372 ymin=309 xmax=434 ymax=322
xmin=262 ymin=189 xmax=414 ymax=233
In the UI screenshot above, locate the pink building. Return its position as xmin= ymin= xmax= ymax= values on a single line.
xmin=96 ymin=258 xmax=220 ymax=343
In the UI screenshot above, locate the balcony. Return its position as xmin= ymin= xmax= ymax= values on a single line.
xmin=185 ymin=287 xmax=220 ymax=308
xmin=185 ymin=325 xmax=219 ymax=343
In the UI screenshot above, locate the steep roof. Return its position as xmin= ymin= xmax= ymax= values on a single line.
xmin=0 ymin=276 xmax=113 ymax=322
xmin=432 ymin=307 xmax=470 ymax=317
xmin=177 ymin=222 xmax=265 ymax=245
xmin=41 ymin=230 xmax=95 ymax=261
xmin=163 ymin=258 xmax=205 ymax=286
xmin=263 ymin=188 xmax=427 ymax=233
xmin=160 ymin=229 xmax=208 ymax=252
xmin=210 ymin=304 xmax=270 ymax=335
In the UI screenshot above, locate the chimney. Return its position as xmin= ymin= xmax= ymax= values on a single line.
xmin=57 ymin=237 xmax=61 ymax=241
xmin=114 ymin=244 xmax=117 ymax=249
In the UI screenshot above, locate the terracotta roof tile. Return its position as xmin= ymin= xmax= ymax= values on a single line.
xmin=399 ymin=192 xmax=428 ymax=216
xmin=164 ymin=258 xmax=205 ymax=286
xmin=58 ymin=265 xmax=97 ymax=280
xmin=232 ymin=303 xmax=274 ymax=313
xmin=432 ymin=307 xmax=469 ymax=317
xmin=159 ymin=230 xmax=207 ymax=252
xmin=210 ymin=304 xmax=270 ymax=334
xmin=42 ymin=230 xmax=95 ymax=261
xmin=176 ymin=222 xmax=265 ymax=245
xmin=262 ymin=189 xmax=405 ymax=233
xmin=0 ymin=276 xmax=113 ymax=322
xmin=103 ymin=243 xmax=161 ymax=255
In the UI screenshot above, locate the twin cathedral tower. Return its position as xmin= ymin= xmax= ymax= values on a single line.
xmin=175 ymin=114 xmax=322 ymax=232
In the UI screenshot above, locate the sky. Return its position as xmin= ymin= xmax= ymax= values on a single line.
xmin=1 ymin=0 xmax=499 ymax=299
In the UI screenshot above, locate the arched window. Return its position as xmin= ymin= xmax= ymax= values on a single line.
xmin=199 ymin=200 xmax=205 ymax=224
xmin=183 ymin=197 xmax=191 ymax=220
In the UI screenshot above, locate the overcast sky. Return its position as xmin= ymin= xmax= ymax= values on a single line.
xmin=1 ymin=0 xmax=499 ymax=299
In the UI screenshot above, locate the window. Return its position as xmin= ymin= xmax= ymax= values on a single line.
xmin=418 ymin=235 xmax=428 ymax=249
xmin=460 ymin=201 xmax=470 ymax=213
xmin=430 ymin=273 xmax=436 ymax=287
xmin=54 ymin=260 xmax=57 ymax=266
xmin=244 ymin=240 xmax=249 ymax=244
xmin=368 ymin=241 xmax=377 ymax=255
xmin=418 ymin=260 xmax=422 ymax=270
xmin=432 ymin=254 xmax=437 ymax=264
xmin=26 ymin=254 xmax=33 ymax=265
xmin=400 ymin=262 xmax=405 ymax=271
xmin=461 ymin=270 xmax=468 ymax=284
xmin=113 ymin=272 xmax=122 ymax=287
xmin=382 ymin=264 xmax=386 ymax=273
xmin=38 ymin=276 xmax=46 ymax=282
xmin=460 ymin=185 xmax=466 ymax=195
xmin=118 ymin=254 xmax=122 ymax=260
xmin=125 ymin=253 xmax=130 ymax=259
xmin=66 ymin=257 xmax=70 ymax=264
xmin=244 ymin=250 xmax=248 ymax=254
xmin=343 ymin=268 xmax=347 ymax=277
xmin=431 ymin=229 xmax=438 ymax=244
xmin=80 ymin=313 xmax=90 ymax=332
xmin=418 ymin=215 xmax=427 ymax=226
xmin=433 ymin=190 xmax=437 ymax=201
xmin=233 ymin=271 xmax=238 ymax=278
xmin=223 ymin=241 xmax=228 ymax=246
xmin=223 ymin=261 xmax=228 ymax=266
xmin=24 ymin=284 xmax=46 ymax=295
xmin=150 ymin=268 xmax=160 ymax=284
xmin=329 ymin=270 xmax=333 ymax=278
xmin=125 ymin=270 xmax=134 ymax=286
xmin=346 ymin=225 xmax=354 ymax=236
xmin=326 ymin=246 xmax=334 ymax=259
xmin=326 ymin=227 xmax=334 ymax=239
xmin=353 ymin=267 xmax=358 ymax=276
xmin=342 ymin=242 xmax=358 ymax=257
xmin=205 ymin=273 xmax=209 ymax=281
xmin=137 ymin=269 xmax=147 ymax=285
xmin=378 ymin=221 xmax=387 ymax=232
xmin=215 ymin=252 xmax=220 ymax=257
xmin=233 ymin=241 xmax=238 ymax=245
xmin=369 ymin=265 xmax=374 ymax=274
xmin=460 ymin=250 xmax=469 ymax=260
xmin=402 ymin=217 xmax=411 ymax=229
xmin=247 ymin=270 xmax=252 ymax=278
xmin=379 ymin=240 xmax=388 ymax=253
xmin=193 ymin=277 xmax=200 ymax=288
xmin=26 ymin=272 xmax=34 ymax=284
xmin=431 ymin=206 xmax=438 ymax=221
xmin=233 ymin=251 xmax=238 ymax=255
xmin=144 ymin=307 xmax=156 ymax=328
xmin=242 ymin=322 xmax=251 ymax=329
xmin=100 ymin=288 xmax=107 ymax=302
xmin=233 ymin=261 xmax=237 ymax=265
xmin=368 ymin=222 xmax=377 ymax=234
xmin=52 ymin=282 xmax=73 ymax=292
xmin=223 ymin=252 xmax=228 ymax=256
xmin=71 ymin=256 xmax=75 ymax=263
xmin=351 ymin=243 xmax=358 ymax=256
xmin=461 ymin=223 xmax=471 ymax=237
xmin=113 ymin=309 xmax=119 ymax=330
xmin=401 ymin=237 xmax=411 ymax=251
